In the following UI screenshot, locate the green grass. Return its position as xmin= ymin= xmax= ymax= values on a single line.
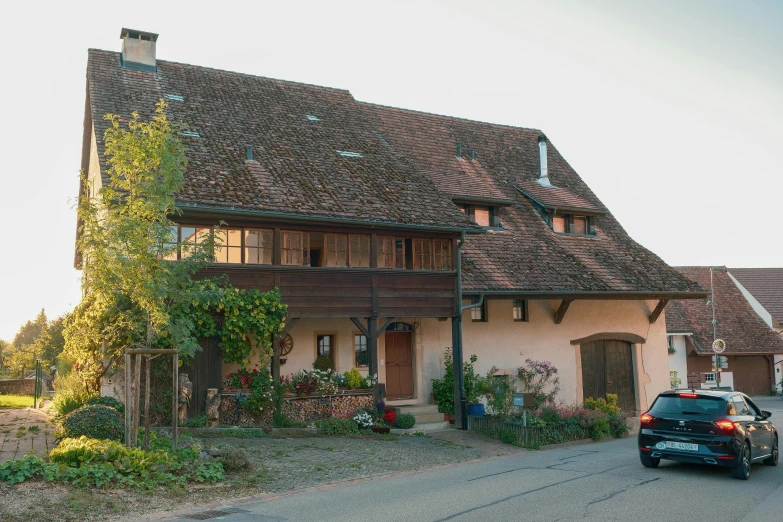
xmin=0 ymin=394 xmax=36 ymax=408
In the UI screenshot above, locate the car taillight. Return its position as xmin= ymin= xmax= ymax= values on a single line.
xmin=640 ymin=413 xmax=655 ymax=425
xmin=714 ymin=419 xmax=736 ymax=433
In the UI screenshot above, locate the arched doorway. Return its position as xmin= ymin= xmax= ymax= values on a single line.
xmin=385 ymin=322 xmax=413 ymax=399
xmin=580 ymin=339 xmax=636 ymax=411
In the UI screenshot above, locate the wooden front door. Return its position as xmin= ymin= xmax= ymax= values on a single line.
xmin=385 ymin=331 xmax=413 ymax=399
xmin=183 ymin=336 xmax=223 ymax=418
xmin=581 ymin=340 xmax=636 ymax=411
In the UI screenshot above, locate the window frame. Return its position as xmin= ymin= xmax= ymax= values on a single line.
xmin=465 ymin=297 xmax=487 ymax=322
xmin=353 ymin=332 xmax=368 ymax=368
xmin=315 ymin=333 xmax=337 ymax=367
xmin=244 ymin=228 xmax=274 ymax=265
xmin=551 ymin=214 xmax=595 ymax=236
xmin=512 ymin=299 xmax=528 ymax=322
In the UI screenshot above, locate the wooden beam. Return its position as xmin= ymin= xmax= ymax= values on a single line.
xmin=368 ymin=317 xmax=378 ymax=377
xmin=376 ymin=317 xmax=396 ymax=337
xmin=649 ymin=299 xmax=669 ymax=324
xmin=350 ymin=317 xmax=371 ymax=338
xmin=280 ymin=318 xmax=299 ymax=337
xmin=554 ymin=299 xmax=573 ymax=325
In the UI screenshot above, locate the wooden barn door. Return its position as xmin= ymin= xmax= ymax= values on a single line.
xmin=385 ymin=331 xmax=413 ymax=399
xmin=183 ymin=336 xmax=223 ymax=418
xmin=581 ymin=340 xmax=635 ymax=411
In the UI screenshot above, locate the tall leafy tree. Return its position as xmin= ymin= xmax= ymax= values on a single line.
xmin=4 ymin=310 xmax=48 ymax=373
xmin=65 ymin=101 xmax=216 ymax=392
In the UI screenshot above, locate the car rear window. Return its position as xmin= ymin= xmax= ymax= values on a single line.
xmin=651 ymin=396 xmax=727 ymax=416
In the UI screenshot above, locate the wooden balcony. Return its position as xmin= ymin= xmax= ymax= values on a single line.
xmin=198 ymin=265 xmax=457 ymax=318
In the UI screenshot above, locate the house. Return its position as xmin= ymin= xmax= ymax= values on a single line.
xmin=77 ymin=29 xmax=705 ymax=423
xmin=728 ymin=268 xmax=783 ymax=389
xmin=666 ymin=267 xmax=783 ymax=395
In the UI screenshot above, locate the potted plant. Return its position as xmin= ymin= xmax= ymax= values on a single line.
xmin=432 ymin=349 xmax=455 ymax=421
xmin=464 ymin=355 xmax=487 ymax=416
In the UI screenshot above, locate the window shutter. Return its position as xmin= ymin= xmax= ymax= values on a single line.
xmin=302 ymin=232 xmax=310 ymax=266
xmin=395 ymin=239 xmax=405 ymax=269
xmin=349 ymin=235 xmax=370 ymax=267
xmin=413 ymin=239 xmax=432 ymax=270
xmin=433 ymin=239 xmax=452 ymax=270
xmin=336 ymin=234 xmax=347 ymax=266
xmin=325 ymin=234 xmax=347 ymax=267
xmin=377 ymin=237 xmax=393 ymax=268
xmin=261 ymin=230 xmax=273 ymax=265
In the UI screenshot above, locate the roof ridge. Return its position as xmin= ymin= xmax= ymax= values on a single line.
xmin=359 ymin=100 xmax=544 ymax=133
xmin=87 ymin=48 xmax=352 ymax=94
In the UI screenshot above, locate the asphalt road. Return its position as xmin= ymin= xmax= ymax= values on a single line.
xmin=166 ymin=396 xmax=783 ymax=522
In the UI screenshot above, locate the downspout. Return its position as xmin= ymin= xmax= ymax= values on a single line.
xmin=452 ymin=231 xmax=484 ymax=430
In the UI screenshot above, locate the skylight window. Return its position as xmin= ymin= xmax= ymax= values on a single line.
xmin=182 ymin=131 xmax=200 ymax=138
xmin=336 ymin=150 xmax=362 ymax=158
xmin=166 ymin=94 xmax=185 ymax=102
xmin=306 ymin=114 xmax=320 ymax=121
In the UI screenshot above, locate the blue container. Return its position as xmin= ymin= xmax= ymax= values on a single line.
xmin=467 ymin=403 xmax=485 ymax=416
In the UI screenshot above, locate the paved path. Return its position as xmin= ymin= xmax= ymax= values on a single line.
xmin=146 ymin=396 xmax=783 ymax=522
xmin=0 ymin=407 xmax=56 ymax=463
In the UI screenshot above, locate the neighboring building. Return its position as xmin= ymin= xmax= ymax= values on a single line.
xmin=728 ymin=268 xmax=783 ymax=389
xmin=666 ymin=267 xmax=783 ymax=395
xmin=78 ymin=30 xmax=705 ymax=420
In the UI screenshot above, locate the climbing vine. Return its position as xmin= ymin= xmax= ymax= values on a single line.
xmin=191 ymin=279 xmax=287 ymax=364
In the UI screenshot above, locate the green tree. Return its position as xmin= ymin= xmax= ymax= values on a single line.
xmin=0 ymin=339 xmax=7 ymax=369
xmin=4 ymin=310 xmax=48 ymax=373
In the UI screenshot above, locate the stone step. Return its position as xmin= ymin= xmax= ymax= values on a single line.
xmin=411 ymin=412 xmax=448 ymax=424
xmin=395 ymin=404 xmax=440 ymax=416
xmin=391 ymin=421 xmax=450 ymax=434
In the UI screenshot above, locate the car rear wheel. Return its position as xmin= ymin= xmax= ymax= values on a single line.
xmin=732 ymin=442 xmax=751 ymax=480
xmin=640 ymin=452 xmax=660 ymax=468
xmin=764 ymin=436 xmax=778 ymax=466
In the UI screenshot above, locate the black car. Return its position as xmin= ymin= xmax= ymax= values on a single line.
xmin=638 ymin=389 xmax=778 ymax=479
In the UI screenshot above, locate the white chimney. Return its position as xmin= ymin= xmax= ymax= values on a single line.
xmin=120 ymin=28 xmax=159 ymax=72
xmin=537 ymin=135 xmax=552 ymax=187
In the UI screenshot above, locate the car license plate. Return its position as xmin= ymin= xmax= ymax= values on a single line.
xmin=657 ymin=441 xmax=698 ymax=451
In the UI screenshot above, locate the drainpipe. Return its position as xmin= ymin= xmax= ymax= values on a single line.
xmin=452 ymin=232 xmax=484 ymax=430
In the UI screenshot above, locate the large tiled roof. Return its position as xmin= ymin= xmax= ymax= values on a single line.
xmin=363 ymin=103 xmax=704 ymax=295
xmin=85 ymin=50 xmax=477 ymax=231
xmin=666 ymin=267 xmax=783 ymax=354
xmin=729 ymin=268 xmax=783 ymax=323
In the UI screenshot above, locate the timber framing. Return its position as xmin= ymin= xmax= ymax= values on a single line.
xmin=648 ymin=299 xmax=669 ymax=324
xmin=554 ymin=299 xmax=573 ymax=325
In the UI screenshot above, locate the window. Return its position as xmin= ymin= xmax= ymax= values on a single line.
xmin=377 ymin=237 xmax=396 ymax=268
xmin=412 ymin=238 xmax=432 ymax=270
xmin=433 ymin=239 xmax=452 ymax=270
xmin=571 ymin=217 xmax=587 ymax=235
xmin=282 ymin=231 xmax=310 ymax=266
xmin=214 ymin=228 xmax=242 ymax=263
xmin=325 ymin=234 xmax=348 ymax=267
xmin=704 ymin=372 xmax=716 ymax=383
xmin=348 ymin=234 xmax=371 ymax=268
xmin=473 ymin=207 xmax=491 ymax=227
xmin=162 ymin=225 xmax=179 ymax=260
xmin=317 ymin=334 xmax=335 ymax=363
xmin=244 ymin=228 xmax=273 ymax=265
xmin=513 ymin=300 xmax=527 ymax=321
xmin=354 ymin=334 xmax=368 ymax=368
xmin=465 ymin=297 xmax=487 ymax=322
xmin=180 ymin=226 xmax=212 ymax=258
xmin=731 ymin=396 xmax=752 ymax=416
xmin=551 ymin=214 xmax=594 ymax=236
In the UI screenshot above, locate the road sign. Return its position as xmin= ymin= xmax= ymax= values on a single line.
xmin=712 ymin=355 xmax=728 ymax=369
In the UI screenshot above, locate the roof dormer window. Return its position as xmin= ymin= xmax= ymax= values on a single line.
xmin=552 ymin=214 xmax=595 ymax=236
xmin=457 ymin=204 xmax=500 ymax=228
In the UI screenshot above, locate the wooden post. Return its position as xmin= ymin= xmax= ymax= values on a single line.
xmin=125 ymin=351 xmax=131 ymax=447
xmin=271 ymin=334 xmax=281 ymax=383
xmin=132 ymin=353 xmax=142 ymax=446
xmin=368 ymin=317 xmax=378 ymax=378
xmin=173 ymin=352 xmax=179 ymax=451
xmin=143 ymin=355 xmax=151 ymax=450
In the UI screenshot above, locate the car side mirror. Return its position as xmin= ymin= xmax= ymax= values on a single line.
xmin=760 ymin=410 xmax=772 ymax=419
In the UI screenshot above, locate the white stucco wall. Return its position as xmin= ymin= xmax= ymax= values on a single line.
xmin=220 ymin=299 xmax=670 ymax=411
xmin=667 ymin=335 xmax=689 ymax=388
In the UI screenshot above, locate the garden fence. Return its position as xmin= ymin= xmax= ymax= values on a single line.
xmin=468 ymin=416 xmax=589 ymax=448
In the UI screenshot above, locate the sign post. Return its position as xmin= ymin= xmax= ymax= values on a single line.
xmin=712 ymin=339 xmax=726 ymax=388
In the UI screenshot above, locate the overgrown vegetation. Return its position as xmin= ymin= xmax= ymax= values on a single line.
xmin=317 ymin=418 xmax=360 ymax=435
xmin=0 ymin=436 xmax=223 ymax=488
xmin=52 ymin=371 xmax=97 ymax=417
xmin=62 ymin=405 xmax=124 ymax=441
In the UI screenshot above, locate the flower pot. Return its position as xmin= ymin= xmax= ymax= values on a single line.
xmin=445 ymin=413 xmax=455 ymax=424
xmin=371 ymin=426 xmax=391 ymax=434
xmin=467 ymin=403 xmax=485 ymax=417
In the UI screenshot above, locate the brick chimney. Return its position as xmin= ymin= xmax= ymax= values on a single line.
xmin=120 ymin=28 xmax=159 ymax=73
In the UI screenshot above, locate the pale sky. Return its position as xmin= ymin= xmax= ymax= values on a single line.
xmin=0 ymin=0 xmax=781 ymax=341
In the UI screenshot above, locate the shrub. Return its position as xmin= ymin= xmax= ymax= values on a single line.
xmin=292 ymin=371 xmax=319 ymax=395
xmin=344 ymin=369 xmax=364 ymax=389
xmin=86 ymin=396 xmax=125 ymax=416
xmin=432 ymin=349 xmax=455 ymax=414
xmin=62 ymin=405 xmax=124 ymax=441
xmin=384 ymin=410 xmax=397 ymax=424
xmin=499 ymin=428 xmax=517 ymax=445
xmin=313 ymin=355 xmax=334 ymax=372
xmin=584 ymin=394 xmax=620 ymax=415
xmin=217 ymin=446 xmax=250 ymax=471
xmin=517 ymin=359 xmax=560 ymax=408
xmin=0 ymin=436 xmax=225 ymax=488
xmin=396 ymin=413 xmax=416 ymax=429
xmin=183 ymin=414 xmax=209 ymax=428
xmin=485 ymin=370 xmax=515 ymax=417
xmin=608 ymin=412 xmax=629 ymax=438
xmin=318 ymin=417 xmax=360 ymax=435
xmin=52 ymin=371 xmax=96 ymax=416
